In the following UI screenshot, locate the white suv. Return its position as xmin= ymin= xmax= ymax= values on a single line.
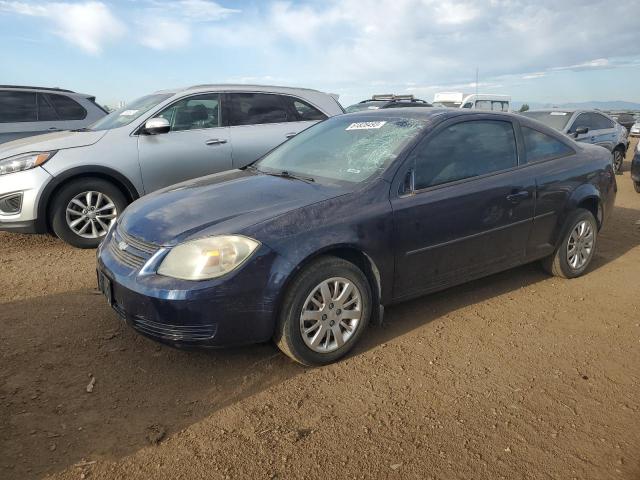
xmin=0 ymin=84 xmax=344 ymax=247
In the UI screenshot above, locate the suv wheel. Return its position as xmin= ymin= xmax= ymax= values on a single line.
xmin=612 ymin=148 xmax=624 ymax=174
xmin=542 ymin=208 xmax=598 ymax=279
xmin=50 ymin=178 xmax=127 ymax=249
xmin=274 ymin=256 xmax=372 ymax=366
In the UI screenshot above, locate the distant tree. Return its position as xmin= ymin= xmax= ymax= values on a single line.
xmin=518 ymin=104 xmax=530 ymax=112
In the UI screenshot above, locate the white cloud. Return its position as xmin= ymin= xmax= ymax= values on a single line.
xmin=0 ymin=1 xmax=125 ymax=54
xmin=138 ymin=17 xmax=191 ymax=50
xmin=144 ymin=0 xmax=240 ymax=22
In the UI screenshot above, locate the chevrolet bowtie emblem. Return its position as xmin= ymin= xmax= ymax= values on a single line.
xmin=118 ymin=241 xmax=128 ymax=251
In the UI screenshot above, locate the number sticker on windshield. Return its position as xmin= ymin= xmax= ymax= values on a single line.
xmin=550 ymin=112 xmax=568 ymax=116
xmin=120 ymin=109 xmax=139 ymax=116
xmin=346 ymin=121 xmax=387 ymax=130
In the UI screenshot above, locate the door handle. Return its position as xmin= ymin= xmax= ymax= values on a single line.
xmin=285 ymin=132 xmax=297 ymax=139
xmin=506 ymin=191 xmax=530 ymax=204
xmin=205 ymin=139 xmax=227 ymax=145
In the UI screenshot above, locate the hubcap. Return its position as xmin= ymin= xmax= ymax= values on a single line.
xmin=300 ymin=277 xmax=362 ymax=353
xmin=65 ymin=191 xmax=117 ymax=239
xmin=613 ymin=151 xmax=623 ymax=171
xmin=566 ymin=220 xmax=594 ymax=270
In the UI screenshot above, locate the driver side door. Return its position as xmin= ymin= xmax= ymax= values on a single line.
xmin=137 ymin=93 xmax=232 ymax=193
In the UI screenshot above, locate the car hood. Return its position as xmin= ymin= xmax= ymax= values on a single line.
xmin=0 ymin=130 xmax=108 ymax=159
xmin=119 ymin=169 xmax=348 ymax=246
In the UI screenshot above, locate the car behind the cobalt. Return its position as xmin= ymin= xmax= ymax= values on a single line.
xmin=97 ymin=109 xmax=617 ymax=365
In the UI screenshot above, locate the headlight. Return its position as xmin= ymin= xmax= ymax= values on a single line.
xmin=0 ymin=151 xmax=57 ymax=176
xmin=157 ymin=235 xmax=260 ymax=280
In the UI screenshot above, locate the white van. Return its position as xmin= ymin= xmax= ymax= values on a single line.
xmin=433 ymin=92 xmax=511 ymax=112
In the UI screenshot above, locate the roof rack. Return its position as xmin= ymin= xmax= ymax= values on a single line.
xmin=185 ymin=83 xmax=318 ymax=92
xmin=371 ymin=94 xmax=416 ymax=101
xmin=0 ymin=85 xmax=75 ymax=93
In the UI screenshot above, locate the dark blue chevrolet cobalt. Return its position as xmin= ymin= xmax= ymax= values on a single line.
xmin=97 ymin=109 xmax=616 ymax=365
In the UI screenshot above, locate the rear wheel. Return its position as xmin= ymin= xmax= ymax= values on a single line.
xmin=634 ymin=181 xmax=640 ymax=193
xmin=50 ymin=178 xmax=127 ymax=248
xmin=612 ymin=148 xmax=624 ymax=174
xmin=542 ymin=209 xmax=598 ymax=279
xmin=274 ymin=256 xmax=372 ymax=366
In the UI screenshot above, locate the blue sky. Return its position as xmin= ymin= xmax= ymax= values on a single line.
xmin=1 ymin=0 xmax=639 ymax=108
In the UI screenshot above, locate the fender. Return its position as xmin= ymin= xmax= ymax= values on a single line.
xmin=36 ymin=165 xmax=141 ymax=232
xmin=550 ymin=183 xmax=602 ymax=248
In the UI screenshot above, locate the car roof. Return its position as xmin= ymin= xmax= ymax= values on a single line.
xmin=153 ymin=84 xmax=329 ymax=96
xmin=341 ymin=107 xmax=515 ymax=121
xmin=0 ymin=85 xmax=94 ymax=98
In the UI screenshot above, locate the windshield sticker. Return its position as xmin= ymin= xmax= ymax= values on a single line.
xmin=120 ymin=109 xmax=139 ymax=116
xmin=550 ymin=112 xmax=568 ymax=116
xmin=367 ymin=106 xmax=380 ymax=110
xmin=346 ymin=168 xmax=361 ymax=174
xmin=346 ymin=121 xmax=387 ymax=131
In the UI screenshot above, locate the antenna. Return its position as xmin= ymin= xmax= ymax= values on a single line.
xmin=475 ymin=67 xmax=479 ymax=95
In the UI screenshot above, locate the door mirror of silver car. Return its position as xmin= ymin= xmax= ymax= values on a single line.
xmin=574 ymin=126 xmax=589 ymax=137
xmin=144 ymin=117 xmax=171 ymax=135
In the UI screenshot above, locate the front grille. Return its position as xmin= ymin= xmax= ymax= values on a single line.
xmin=131 ymin=315 xmax=218 ymax=341
xmin=0 ymin=193 xmax=23 ymax=215
xmin=108 ymin=226 xmax=160 ymax=270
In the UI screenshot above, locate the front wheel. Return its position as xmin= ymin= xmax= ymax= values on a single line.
xmin=274 ymin=256 xmax=372 ymax=366
xmin=50 ymin=178 xmax=127 ymax=248
xmin=542 ymin=209 xmax=598 ymax=279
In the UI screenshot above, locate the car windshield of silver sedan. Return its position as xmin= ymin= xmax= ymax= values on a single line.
xmin=256 ymin=116 xmax=426 ymax=183
xmin=88 ymin=93 xmax=173 ymax=131
xmin=521 ymin=111 xmax=571 ymax=131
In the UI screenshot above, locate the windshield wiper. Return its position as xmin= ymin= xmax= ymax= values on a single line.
xmin=71 ymin=127 xmax=91 ymax=132
xmin=261 ymin=169 xmax=315 ymax=184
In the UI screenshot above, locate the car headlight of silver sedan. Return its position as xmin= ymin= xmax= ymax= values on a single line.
xmin=0 ymin=151 xmax=57 ymax=175
xmin=157 ymin=235 xmax=260 ymax=280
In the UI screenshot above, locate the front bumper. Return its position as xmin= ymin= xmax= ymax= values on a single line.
xmin=0 ymin=167 xmax=52 ymax=232
xmin=96 ymin=229 xmax=290 ymax=348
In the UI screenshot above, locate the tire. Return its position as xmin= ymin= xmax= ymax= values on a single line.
xmin=274 ymin=256 xmax=372 ymax=366
xmin=50 ymin=178 xmax=127 ymax=249
xmin=542 ymin=209 xmax=598 ymax=279
xmin=634 ymin=181 xmax=640 ymax=194
xmin=612 ymin=148 xmax=624 ymax=174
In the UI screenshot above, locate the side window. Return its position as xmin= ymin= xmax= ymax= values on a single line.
xmin=0 ymin=90 xmax=37 ymax=123
xmin=412 ymin=120 xmax=518 ymax=189
xmin=593 ymin=113 xmax=614 ymax=130
xmin=475 ymin=100 xmax=491 ymax=110
xmin=522 ymin=126 xmax=574 ymax=163
xmin=228 ymin=93 xmax=290 ymax=126
xmin=157 ymin=94 xmax=220 ymax=132
xmin=492 ymin=101 xmax=509 ymax=112
xmin=570 ymin=113 xmax=597 ymax=132
xmin=37 ymin=94 xmax=58 ymax=121
xmin=47 ymin=94 xmax=87 ymax=120
xmin=283 ymin=97 xmax=327 ymax=121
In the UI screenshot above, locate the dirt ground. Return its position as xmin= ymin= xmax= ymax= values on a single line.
xmin=1 ymin=139 xmax=639 ymax=480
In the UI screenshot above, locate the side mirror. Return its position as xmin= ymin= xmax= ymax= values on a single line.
xmin=573 ymin=126 xmax=589 ymax=137
xmin=143 ymin=117 xmax=170 ymax=135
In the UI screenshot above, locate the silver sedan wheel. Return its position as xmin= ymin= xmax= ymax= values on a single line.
xmin=613 ymin=150 xmax=623 ymax=172
xmin=65 ymin=191 xmax=117 ymax=239
xmin=300 ymin=277 xmax=363 ymax=353
xmin=566 ymin=220 xmax=594 ymax=270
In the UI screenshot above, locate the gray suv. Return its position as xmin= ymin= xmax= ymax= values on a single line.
xmin=0 ymin=85 xmax=107 ymax=144
xmin=521 ymin=109 xmax=628 ymax=173
xmin=0 ymin=84 xmax=344 ymax=247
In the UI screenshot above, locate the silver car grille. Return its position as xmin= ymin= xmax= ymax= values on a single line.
xmin=109 ymin=226 xmax=160 ymax=269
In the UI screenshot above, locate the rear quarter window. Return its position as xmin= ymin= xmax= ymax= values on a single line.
xmin=522 ymin=126 xmax=574 ymax=163
xmin=47 ymin=93 xmax=87 ymax=121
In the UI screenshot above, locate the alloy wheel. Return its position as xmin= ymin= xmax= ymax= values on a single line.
xmin=566 ymin=220 xmax=594 ymax=270
xmin=300 ymin=277 xmax=362 ymax=353
xmin=65 ymin=191 xmax=117 ymax=239
xmin=613 ymin=150 xmax=623 ymax=173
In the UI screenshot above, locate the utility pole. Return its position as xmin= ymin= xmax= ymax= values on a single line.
xmin=475 ymin=67 xmax=479 ymax=95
